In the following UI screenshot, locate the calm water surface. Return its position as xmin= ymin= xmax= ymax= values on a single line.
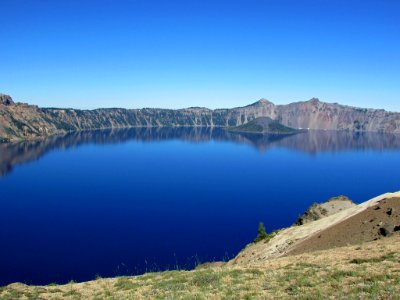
xmin=0 ymin=128 xmax=399 ymax=285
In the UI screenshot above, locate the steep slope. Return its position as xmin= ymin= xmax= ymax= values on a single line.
xmin=2 ymin=94 xmax=400 ymax=142
xmin=277 ymin=98 xmax=400 ymax=132
xmin=288 ymin=196 xmax=400 ymax=256
xmin=229 ymin=191 xmax=400 ymax=266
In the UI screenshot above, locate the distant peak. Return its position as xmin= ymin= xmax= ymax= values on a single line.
xmin=258 ymin=98 xmax=272 ymax=104
xmin=249 ymin=98 xmax=273 ymax=106
xmin=308 ymin=97 xmax=320 ymax=103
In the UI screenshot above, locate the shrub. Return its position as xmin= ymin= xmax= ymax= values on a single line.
xmin=254 ymin=222 xmax=268 ymax=243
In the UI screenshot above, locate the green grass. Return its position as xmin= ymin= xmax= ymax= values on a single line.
xmin=2 ymin=265 xmax=400 ymax=300
xmin=1 ymin=242 xmax=400 ymax=299
xmin=350 ymin=252 xmax=397 ymax=264
xmin=0 ymin=289 xmax=24 ymax=300
xmin=328 ymin=269 xmax=357 ymax=281
xmin=114 ymin=277 xmax=141 ymax=291
xmin=63 ymin=288 xmax=81 ymax=298
xmin=46 ymin=282 xmax=58 ymax=286
xmin=191 ymin=270 xmax=222 ymax=288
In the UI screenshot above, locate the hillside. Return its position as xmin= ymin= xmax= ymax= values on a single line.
xmin=230 ymin=192 xmax=400 ymax=265
xmin=1 ymin=192 xmax=399 ymax=299
xmin=1 ymin=94 xmax=400 ymax=142
xmin=1 ymin=236 xmax=399 ymax=299
xmin=228 ymin=117 xmax=299 ymax=134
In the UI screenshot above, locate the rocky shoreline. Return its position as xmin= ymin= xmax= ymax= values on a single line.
xmin=2 ymin=93 xmax=400 ymax=142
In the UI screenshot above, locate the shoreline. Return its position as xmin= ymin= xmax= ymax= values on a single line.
xmin=1 ymin=191 xmax=399 ymax=298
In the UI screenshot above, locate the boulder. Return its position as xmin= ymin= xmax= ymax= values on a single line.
xmin=0 ymin=94 xmax=14 ymax=106
xmin=379 ymin=224 xmax=395 ymax=237
xmin=387 ymin=207 xmax=394 ymax=216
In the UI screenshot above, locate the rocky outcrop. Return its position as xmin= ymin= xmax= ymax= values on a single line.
xmin=0 ymin=94 xmax=14 ymax=106
xmin=295 ymin=196 xmax=355 ymax=225
xmin=228 ymin=192 xmax=400 ymax=266
xmin=1 ymin=94 xmax=400 ymax=142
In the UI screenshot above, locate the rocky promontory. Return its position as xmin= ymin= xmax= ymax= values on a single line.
xmin=295 ymin=195 xmax=356 ymax=225
xmin=0 ymin=94 xmax=14 ymax=106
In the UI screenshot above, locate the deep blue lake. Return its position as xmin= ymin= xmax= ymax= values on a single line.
xmin=0 ymin=127 xmax=399 ymax=286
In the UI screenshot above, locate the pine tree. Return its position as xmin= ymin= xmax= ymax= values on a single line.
xmin=254 ymin=222 xmax=268 ymax=243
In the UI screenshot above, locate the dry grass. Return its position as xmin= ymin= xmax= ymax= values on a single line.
xmin=1 ymin=235 xmax=399 ymax=299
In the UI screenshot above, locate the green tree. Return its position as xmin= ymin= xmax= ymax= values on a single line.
xmin=254 ymin=222 xmax=268 ymax=243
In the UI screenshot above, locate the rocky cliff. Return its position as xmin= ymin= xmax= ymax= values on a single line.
xmin=295 ymin=196 xmax=355 ymax=225
xmin=1 ymin=94 xmax=400 ymax=141
xmin=0 ymin=94 xmax=14 ymax=106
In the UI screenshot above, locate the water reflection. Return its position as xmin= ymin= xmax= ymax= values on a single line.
xmin=1 ymin=127 xmax=400 ymax=177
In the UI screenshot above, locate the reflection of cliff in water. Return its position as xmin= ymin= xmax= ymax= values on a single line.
xmin=228 ymin=130 xmax=400 ymax=154
xmin=1 ymin=127 xmax=400 ymax=177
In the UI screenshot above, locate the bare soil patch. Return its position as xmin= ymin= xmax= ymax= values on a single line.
xmin=287 ymin=197 xmax=400 ymax=255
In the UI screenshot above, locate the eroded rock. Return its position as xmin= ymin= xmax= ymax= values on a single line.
xmin=296 ymin=196 xmax=355 ymax=225
xmin=379 ymin=224 xmax=395 ymax=237
xmin=0 ymin=94 xmax=14 ymax=106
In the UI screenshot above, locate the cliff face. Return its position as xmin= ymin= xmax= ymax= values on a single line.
xmin=1 ymin=94 xmax=400 ymax=141
xmin=276 ymin=98 xmax=400 ymax=132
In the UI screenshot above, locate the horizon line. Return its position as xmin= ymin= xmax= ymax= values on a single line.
xmin=1 ymin=93 xmax=397 ymax=113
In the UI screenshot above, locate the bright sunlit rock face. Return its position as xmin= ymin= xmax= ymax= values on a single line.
xmin=1 ymin=95 xmax=400 ymax=142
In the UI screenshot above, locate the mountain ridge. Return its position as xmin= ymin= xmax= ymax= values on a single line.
xmin=1 ymin=93 xmax=400 ymax=142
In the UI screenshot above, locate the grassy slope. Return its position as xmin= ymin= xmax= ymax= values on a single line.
xmin=1 ymin=235 xmax=399 ymax=299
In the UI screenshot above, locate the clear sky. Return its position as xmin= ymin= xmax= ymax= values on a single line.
xmin=1 ymin=0 xmax=399 ymax=110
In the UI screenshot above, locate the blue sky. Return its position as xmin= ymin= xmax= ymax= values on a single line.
xmin=1 ymin=0 xmax=399 ymax=110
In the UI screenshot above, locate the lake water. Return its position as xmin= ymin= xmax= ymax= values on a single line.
xmin=1 ymin=128 xmax=399 ymax=286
